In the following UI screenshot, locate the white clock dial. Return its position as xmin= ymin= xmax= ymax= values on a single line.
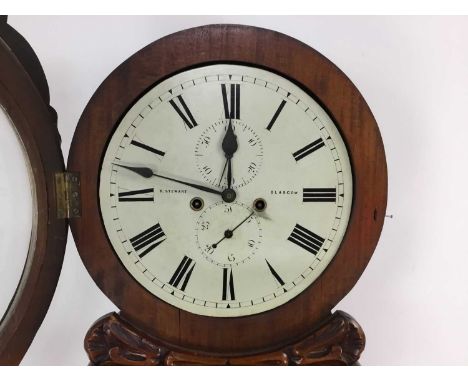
xmin=99 ymin=64 xmax=353 ymax=317
xmin=0 ymin=106 xmax=34 ymax=322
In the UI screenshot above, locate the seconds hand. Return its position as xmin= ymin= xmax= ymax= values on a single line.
xmin=211 ymin=211 xmax=254 ymax=249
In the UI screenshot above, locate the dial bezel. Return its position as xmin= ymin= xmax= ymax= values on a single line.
xmin=69 ymin=24 xmax=387 ymax=354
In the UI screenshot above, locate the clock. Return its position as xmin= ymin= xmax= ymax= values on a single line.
xmin=0 ymin=18 xmax=66 ymax=365
xmin=69 ymin=24 xmax=387 ymax=365
xmin=98 ymin=63 xmax=353 ymax=317
xmin=0 ymin=20 xmax=387 ymax=366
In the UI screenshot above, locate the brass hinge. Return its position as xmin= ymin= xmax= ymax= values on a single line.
xmin=55 ymin=172 xmax=81 ymax=219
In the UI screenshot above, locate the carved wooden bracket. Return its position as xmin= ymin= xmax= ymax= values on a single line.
xmin=84 ymin=310 xmax=365 ymax=366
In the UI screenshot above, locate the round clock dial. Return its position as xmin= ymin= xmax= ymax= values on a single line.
xmin=99 ymin=64 xmax=353 ymax=317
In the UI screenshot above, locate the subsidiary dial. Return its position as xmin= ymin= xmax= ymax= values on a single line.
xmin=194 ymin=120 xmax=263 ymax=189
xmin=195 ymin=201 xmax=262 ymax=268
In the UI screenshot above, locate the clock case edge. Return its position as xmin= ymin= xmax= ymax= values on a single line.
xmin=68 ymin=24 xmax=387 ymax=356
xmin=0 ymin=18 xmax=67 ymax=365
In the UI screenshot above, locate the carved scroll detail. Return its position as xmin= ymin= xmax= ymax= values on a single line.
xmin=85 ymin=313 xmax=165 ymax=365
xmin=288 ymin=310 xmax=365 ymax=365
xmin=84 ymin=310 xmax=365 ymax=366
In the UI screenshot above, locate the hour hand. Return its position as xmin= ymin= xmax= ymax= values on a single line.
xmin=221 ymin=119 xmax=238 ymax=159
xmin=227 ymin=158 xmax=233 ymax=189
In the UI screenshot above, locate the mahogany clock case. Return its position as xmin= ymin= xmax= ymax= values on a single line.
xmin=68 ymin=24 xmax=387 ymax=356
xmin=0 ymin=18 xmax=67 ymax=365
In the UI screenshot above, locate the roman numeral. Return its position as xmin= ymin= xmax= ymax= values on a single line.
xmin=288 ymin=224 xmax=325 ymax=255
xmin=130 ymin=223 xmax=166 ymax=258
xmin=293 ymin=138 xmax=325 ymax=161
xmin=168 ymin=256 xmax=195 ymax=292
xmin=118 ymin=188 xmax=154 ymax=202
xmin=222 ymin=268 xmax=235 ymax=301
xmin=169 ymin=95 xmax=198 ymax=129
xmin=130 ymin=140 xmax=165 ymax=157
xmin=265 ymin=259 xmax=285 ymax=286
xmin=303 ymin=188 xmax=337 ymax=202
xmin=221 ymin=83 xmax=240 ymax=120
xmin=266 ymin=100 xmax=286 ymax=131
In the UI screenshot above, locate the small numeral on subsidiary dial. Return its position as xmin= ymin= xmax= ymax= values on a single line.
xmin=288 ymin=224 xmax=325 ymax=255
xmin=168 ymin=256 xmax=196 ymax=292
xmin=118 ymin=188 xmax=154 ymax=202
xmin=169 ymin=95 xmax=198 ymax=129
xmin=293 ymin=138 xmax=325 ymax=161
xmin=130 ymin=223 xmax=166 ymax=258
xmin=222 ymin=267 xmax=235 ymax=300
xmin=303 ymin=188 xmax=337 ymax=202
xmin=221 ymin=84 xmax=240 ymax=120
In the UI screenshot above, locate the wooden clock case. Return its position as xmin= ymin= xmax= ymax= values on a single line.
xmin=68 ymin=24 xmax=387 ymax=365
xmin=0 ymin=17 xmax=67 ymax=365
xmin=0 ymin=20 xmax=386 ymax=366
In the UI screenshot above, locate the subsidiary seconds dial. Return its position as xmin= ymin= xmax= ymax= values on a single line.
xmin=99 ymin=64 xmax=353 ymax=317
xmin=195 ymin=201 xmax=262 ymax=267
xmin=195 ymin=120 xmax=263 ymax=189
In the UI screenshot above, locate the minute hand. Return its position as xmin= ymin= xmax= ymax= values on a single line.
xmin=115 ymin=164 xmax=222 ymax=196
xmin=221 ymin=119 xmax=238 ymax=189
